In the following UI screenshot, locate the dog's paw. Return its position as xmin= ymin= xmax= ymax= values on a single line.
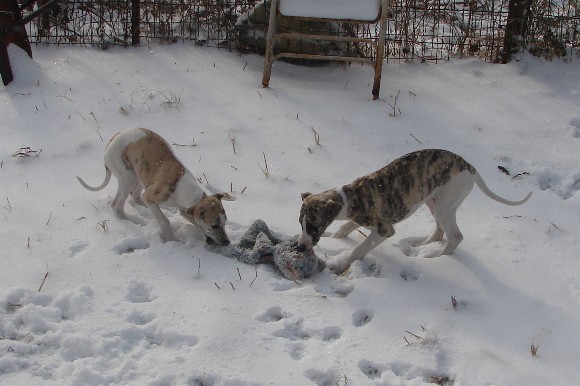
xmin=418 ymin=248 xmax=442 ymax=259
xmin=326 ymin=256 xmax=352 ymax=276
xmin=125 ymin=213 xmax=148 ymax=226
xmin=393 ymin=238 xmax=419 ymax=257
xmin=160 ymin=231 xmax=178 ymax=243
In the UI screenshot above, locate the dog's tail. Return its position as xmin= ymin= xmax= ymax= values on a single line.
xmin=77 ymin=167 xmax=112 ymax=191
xmin=475 ymin=172 xmax=532 ymax=206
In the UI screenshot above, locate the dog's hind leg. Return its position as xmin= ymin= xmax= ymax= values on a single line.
xmin=420 ymin=199 xmax=444 ymax=245
xmin=110 ymin=170 xmax=139 ymax=220
xmin=111 ymin=186 xmax=128 ymax=219
xmin=434 ymin=208 xmax=463 ymax=256
xmin=332 ymin=221 xmax=359 ymax=239
xmin=426 ymin=172 xmax=474 ymax=257
xmin=130 ymin=182 xmax=147 ymax=207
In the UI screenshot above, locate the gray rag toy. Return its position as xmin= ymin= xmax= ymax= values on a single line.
xmin=206 ymin=220 xmax=324 ymax=280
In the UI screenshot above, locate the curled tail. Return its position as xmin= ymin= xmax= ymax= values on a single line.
xmin=77 ymin=167 xmax=112 ymax=191
xmin=475 ymin=172 xmax=532 ymax=206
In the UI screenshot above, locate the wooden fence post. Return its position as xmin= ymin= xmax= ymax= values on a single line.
xmin=502 ymin=0 xmax=531 ymax=63
xmin=132 ymin=0 xmax=140 ymax=45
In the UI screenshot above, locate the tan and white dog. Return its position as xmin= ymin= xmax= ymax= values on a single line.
xmin=298 ymin=149 xmax=532 ymax=274
xmin=77 ymin=127 xmax=234 ymax=245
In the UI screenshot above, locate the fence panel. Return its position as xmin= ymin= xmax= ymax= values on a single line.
xmin=22 ymin=0 xmax=580 ymax=62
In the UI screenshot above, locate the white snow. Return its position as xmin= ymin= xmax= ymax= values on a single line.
xmin=279 ymin=0 xmax=381 ymax=21
xmin=1 ymin=43 xmax=579 ymax=385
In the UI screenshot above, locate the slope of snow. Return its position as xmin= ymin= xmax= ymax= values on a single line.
xmin=1 ymin=44 xmax=579 ymax=385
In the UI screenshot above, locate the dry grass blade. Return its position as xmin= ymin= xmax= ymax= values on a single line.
xmin=195 ymin=258 xmax=201 ymax=279
xmin=96 ymin=220 xmax=109 ymax=232
xmin=388 ymin=90 xmax=402 ymax=117
xmin=259 ymin=152 xmax=270 ymax=177
xmin=12 ymin=147 xmax=42 ymax=158
xmin=311 ymin=127 xmax=321 ymax=145
xmin=250 ymin=266 xmax=258 ymax=286
xmin=38 ymin=269 xmax=49 ymax=292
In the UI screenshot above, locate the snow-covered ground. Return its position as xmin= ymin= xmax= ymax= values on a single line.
xmin=1 ymin=44 xmax=579 ymax=385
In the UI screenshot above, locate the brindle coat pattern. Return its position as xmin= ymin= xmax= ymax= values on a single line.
xmin=343 ymin=149 xmax=475 ymax=236
xmin=299 ymin=149 xmax=531 ymax=274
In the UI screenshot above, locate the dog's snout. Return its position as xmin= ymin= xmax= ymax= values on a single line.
xmin=207 ymin=236 xmax=230 ymax=246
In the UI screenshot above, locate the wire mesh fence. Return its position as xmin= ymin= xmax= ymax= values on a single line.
xmin=22 ymin=0 xmax=580 ymax=62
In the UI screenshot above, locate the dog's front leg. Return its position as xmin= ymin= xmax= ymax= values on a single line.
xmin=147 ymin=203 xmax=176 ymax=242
xmin=331 ymin=221 xmax=359 ymax=239
xmin=329 ymin=229 xmax=388 ymax=274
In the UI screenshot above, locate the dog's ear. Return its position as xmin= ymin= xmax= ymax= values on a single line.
xmin=301 ymin=192 xmax=312 ymax=201
xmin=214 ymin=192 xmax=235 ymax=202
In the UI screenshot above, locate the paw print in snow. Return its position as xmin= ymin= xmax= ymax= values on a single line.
xmin=352 ymin=309 xmax=373 ymax=327
xmin=125 ymin=280 xmax=156 ymax=303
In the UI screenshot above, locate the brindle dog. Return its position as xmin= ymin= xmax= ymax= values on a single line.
xmin=78 ymin=128 xmax=234 ymax=244
xmin=299 ymin=149 xmax=532 ymax=274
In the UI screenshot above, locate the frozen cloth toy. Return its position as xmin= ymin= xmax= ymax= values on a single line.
xmin=206 ymin=220 xmax=324 ymax=280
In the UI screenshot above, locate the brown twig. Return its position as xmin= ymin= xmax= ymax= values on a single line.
xmin=38 ymin=272 xmax=49 ymax=292
xmin=405 ymin=330 xmax=424 ymax=341
xmin=172 ymin=138 xmax=196 ymax=147
xmin=259 ymin=153 xmax=270 ymax=177
xmin=250 ymin=266 xmax=258 ymax=286
xmin=195 ymin=258 xmax=201 ymax=279
xmin=388 ymin=90 xmax=402 ymax=117
xmin=410 ymin=133 xmax=422 ymax=144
